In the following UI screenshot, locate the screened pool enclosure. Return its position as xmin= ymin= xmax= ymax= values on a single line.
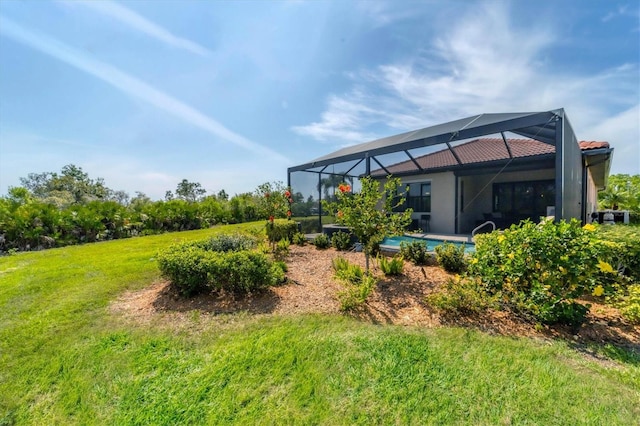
xmin=287 ymin=109 xmax=612 ymax=234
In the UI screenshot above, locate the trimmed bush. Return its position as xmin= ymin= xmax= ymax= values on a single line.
xmin=266 ymin=219 xmax=298 ymax=243
xmin=400 ymin=240 xmax=430 ymax=265
xmin=331 ymin=231 xmax=353 ymax=251
xmin=313 ymin=233 xmax=330 ymax=249
xmin=292 ymin=232 xmax=307 ymax=246
xmin=157 ymin=235 xmax=281 ymax=296
xmin=207 ymin=233 xmax=257 ymax=252
xmin=434 ymin=242 xmax=467 ymax=273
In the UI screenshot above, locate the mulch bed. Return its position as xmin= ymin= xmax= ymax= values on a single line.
xmin=111 ymin=244 xmax=639 ymax=350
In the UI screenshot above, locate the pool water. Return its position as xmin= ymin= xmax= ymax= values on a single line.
xmin=381 ymin=235 xmax=475 ymax=254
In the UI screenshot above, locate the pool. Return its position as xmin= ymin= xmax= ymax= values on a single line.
xmin=381 ymin=235 xmax=475 ymax=254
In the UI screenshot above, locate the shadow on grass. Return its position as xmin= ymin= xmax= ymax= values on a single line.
xmin=435 ymin=309 xmax=640 ymax=365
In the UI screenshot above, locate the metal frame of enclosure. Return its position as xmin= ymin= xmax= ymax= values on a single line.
xmin=288 ymin=108 xmax=594 ymax=233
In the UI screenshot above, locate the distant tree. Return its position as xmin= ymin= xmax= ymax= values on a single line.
xmin=175 ymin=179 xmax=206 ymax=202
xmin=165 ymin=190 xmax=174 ymax=201
xmin=130 ymin=192 xmax=151 ymax=210
xmin=18 ymin=164 xmax=110 ymax=206
xmin=599 ymin=174 xmax=640 ymax=212
xmin=217 ymin=189 xmax=229 ymax=201
xmin=106 ymin=189 xmax=130 ymax=206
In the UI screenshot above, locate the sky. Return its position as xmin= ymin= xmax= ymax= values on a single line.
xmin=0 ymin=0 xmax=638 ymax=200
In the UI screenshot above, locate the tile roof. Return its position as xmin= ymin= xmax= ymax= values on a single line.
xmin=579 ymin=141 xmax=610 ymax=150
xmin=372 ymin=138 xmax=609 ymax=176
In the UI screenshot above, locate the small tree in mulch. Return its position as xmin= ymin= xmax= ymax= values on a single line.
xmin=324 ymin=176 xmax=412 ymax=274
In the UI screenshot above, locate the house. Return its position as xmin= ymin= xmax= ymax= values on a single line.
xmin=288 ymin=109 xmax=614 ymax=234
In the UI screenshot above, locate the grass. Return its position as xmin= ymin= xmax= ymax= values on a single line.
xmin=1 ymin=223 xmax=639 ymax=425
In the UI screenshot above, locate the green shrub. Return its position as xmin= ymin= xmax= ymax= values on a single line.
xmin=434 ymin=242 xmax=467 ymax=273
xmin=616 ymin=284 xmax=640 ymax=324
xmin=265 ymin=219 xmax=298 ymax=243
xmin=157 ymin=245 xmax=213 ymax=295
xmin=270 ymin=261 xmax=288 ymax=285
xmin=206 ymin=233 xmax=257 ymax=252
xmin=337 ymin=274 xmax=377 ymax=312
xmin=292 ymin=232 xmax=307 ymax=246
xmin=596 ymin=225 xmax=640 ymax=283
xmin=467 ymin=219 xmax=621 ymax=325
xmin=378 ymin=254 xmax=404 ymax=276
xmin=331 ymin=231 xmax=352 ymax=251
xmin=400 ymin=240 xmax=430 ymax=265
xmin=313 ymin=233 xmax=330 ymax=249
xmin=428 ymin=277 xmax=493 ymax=315
xmin=273 ymin=238 xmax=290 ymax=261
xmin=332 ymin=256 xmax=376 ymax=311
xmin=332 ymin=256 xmax=364 ymax=283
xmin=157 ymin=237 xmax=281 ymax=296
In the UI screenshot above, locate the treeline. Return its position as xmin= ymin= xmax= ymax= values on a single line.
xmin=0 ymin=165 xmax=316 ymax=252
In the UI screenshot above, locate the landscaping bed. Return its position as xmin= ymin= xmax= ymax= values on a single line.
xmin=112 ymin=244 xmax=639 ymax=350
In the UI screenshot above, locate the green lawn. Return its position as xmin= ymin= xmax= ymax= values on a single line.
xmin=1 ymin=223 xmax=638 ymax=425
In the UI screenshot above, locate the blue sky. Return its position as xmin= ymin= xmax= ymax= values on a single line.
xmin=1 ymin=0 xmax=638 ymax=199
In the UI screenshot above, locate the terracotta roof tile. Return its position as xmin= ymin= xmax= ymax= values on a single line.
xmin=372 ymin=138 xmax=609 ymax=176
xmin=579 ymin=141 xmax=610 ymax=150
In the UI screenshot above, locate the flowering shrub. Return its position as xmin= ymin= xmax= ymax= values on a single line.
xmin=256 ymin=182 xmax=293 ymax=220
xmin=596 ymin=225 xmax=640 ymax=283
xmin=324 ymin=176 xmax=412 ymax=272
xmin=467 ymin=219 xmax=622 ymax=325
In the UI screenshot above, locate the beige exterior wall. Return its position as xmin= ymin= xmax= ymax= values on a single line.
xmin=401 ymin=172 xmax=456 ymax=234
xmin=585 ymin=169 xmax=598 ymax=219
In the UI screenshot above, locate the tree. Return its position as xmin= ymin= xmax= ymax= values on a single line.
xmin=599 ymin=174 xmax=640 ymax=213
xmin=175 ymin=179 xmax=206 ymax=202
xmin=324 ymin=176 xmax=412 ymax=273
xmin=217 ymin=189 xmax=229 ymax=201
xmin=18 ymin=164 xmax=111 ymax=206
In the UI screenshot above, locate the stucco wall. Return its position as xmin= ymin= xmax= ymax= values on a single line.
xmin=585 ymin=169 xmax=598 ymax=219
xmin=401 ymin=172 xmax=456 ymax=234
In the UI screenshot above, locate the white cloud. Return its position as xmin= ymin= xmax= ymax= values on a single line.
xmin=61 ymin=0 xmax=211 ymax=56
xmin=0 ymin=16 xmax=288 ymax=165
xmin=582 ymin=105 xmax=640 ymax=174
xmin=292 ymin=2 xmax=640 ymax=174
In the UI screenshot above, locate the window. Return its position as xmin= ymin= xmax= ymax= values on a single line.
xmin=493 ymin=180 xmax=554 ymax=221
xmin=394 ymin=182 xmax=431 ymax=212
